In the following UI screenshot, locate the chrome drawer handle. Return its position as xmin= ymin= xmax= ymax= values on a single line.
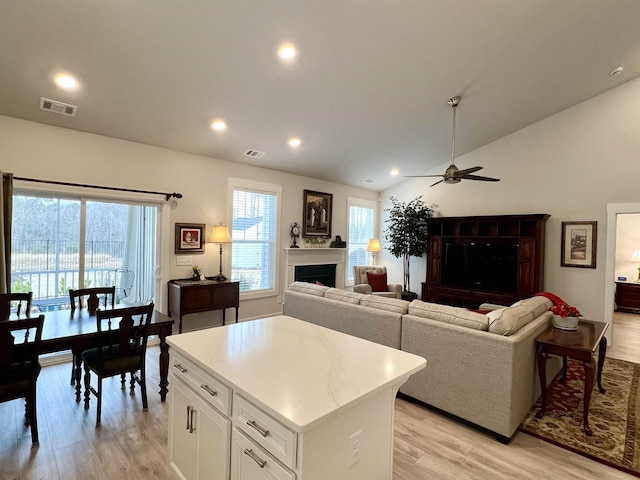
xmin=186 ymin=405 xmax=191 ymax=430
xmin=200 ymin=384 xmax=218 ymax=397
xmin=247 ymin=419 xmax=269 ymax=437
xmin=244 ymin=448 xmax=266 ymax=468
xmin=173 ymin=363 xmax=187 ymax=373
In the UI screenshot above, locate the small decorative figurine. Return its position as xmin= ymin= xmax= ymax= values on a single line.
xmin=290 ymin=222 xmax=301 ymax=248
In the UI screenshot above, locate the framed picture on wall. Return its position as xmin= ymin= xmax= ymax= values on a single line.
xmin=175 ymin=223 xmax=206 ymax=254
xmin=561 ymin=221 xmax=597 ymax=268
xmin=302 ymin=190 xmax=332 ymax=238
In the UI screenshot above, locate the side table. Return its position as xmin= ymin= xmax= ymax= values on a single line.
xmin=535 ymin=319 xmax=608 ymax=436
xmin=168 ymin=279 xmax=240 ymax=333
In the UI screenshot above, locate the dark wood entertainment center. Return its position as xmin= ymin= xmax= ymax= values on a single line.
xmin=422 ymin=214 xmax=549 ymax=308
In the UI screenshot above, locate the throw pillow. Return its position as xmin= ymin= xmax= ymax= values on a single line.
xmin=366 ymin=271 xmax=388 ymax=292
xmin=315 ymin=280 xmax=325 ymax=286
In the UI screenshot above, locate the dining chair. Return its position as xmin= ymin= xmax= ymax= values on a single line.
xmin=0 ymin=314 xmax=45 ymax=445
xmin=68 ymin=286 xmax=116 ymax=390
xmin=82 ymin=302 xmax=154 ymax=426
xmin=0 ymin=292 xmax=33 ymax=320
xmin=69 ymin=286 xmax=116 ymax=314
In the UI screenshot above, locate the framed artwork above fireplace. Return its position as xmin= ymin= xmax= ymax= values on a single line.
xmin=302 ymin=189 xmax=332 ymax=238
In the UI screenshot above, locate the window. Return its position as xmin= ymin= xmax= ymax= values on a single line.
xmin=229 ymin=178 xmax=281 ymax=296
xmin=347 ymin=197 xmax=376 ymax=284
xmin=11 ymin=192 xmax=159 ymax=310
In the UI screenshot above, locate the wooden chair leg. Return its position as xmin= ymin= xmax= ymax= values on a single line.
xmin=83 ymin=364 xmax=91 ymax=410
xmin=140 ymin=367 xmax=148 ymax=411
xmin=129 ymin=372 xmax=136 ymax=395
xmin=96 ymin=377 xmax=102 ymax=426
xmin=120 ymin=373 xmax=126 ymax=389
xmin=29 ymin=384 xmax=38 ymax=445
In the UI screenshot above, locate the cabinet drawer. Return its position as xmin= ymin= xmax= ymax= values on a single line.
xmin=231 ymin=428 xmax=295 ymax=480
xmin=171 ymin=352 xmax=231 ymax=416
xmin=233 ymin=394 xmax=297 ymax=469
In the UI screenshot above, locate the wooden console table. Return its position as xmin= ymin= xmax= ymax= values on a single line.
xmin=168 ymin=279 xmax=239 ymax=333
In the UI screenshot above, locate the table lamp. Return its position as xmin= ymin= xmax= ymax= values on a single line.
xmin=631 ymin=249 xmax=640 ymax=282
xmin=210 ymin=224 xmax=232 ymax=281
xmin=366 ymin=238 xmax=382 ymax=265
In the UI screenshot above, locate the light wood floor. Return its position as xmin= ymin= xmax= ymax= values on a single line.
xmin=1 ymin=313 xmax=638 ymax=480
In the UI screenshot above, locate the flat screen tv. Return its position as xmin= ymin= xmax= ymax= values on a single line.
xmin=441 ymin=240 xmax=518 ymax=293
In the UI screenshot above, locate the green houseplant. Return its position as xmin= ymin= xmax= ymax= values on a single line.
xmin=384 ymin=196 xmax=434 ymax=294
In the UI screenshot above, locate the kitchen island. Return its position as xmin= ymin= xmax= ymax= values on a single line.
xmin=167 ymin=314 xmax=426 ymax=480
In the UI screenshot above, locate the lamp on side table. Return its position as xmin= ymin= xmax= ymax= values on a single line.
xmin=210 ymin=224 xmax=232 ymax=281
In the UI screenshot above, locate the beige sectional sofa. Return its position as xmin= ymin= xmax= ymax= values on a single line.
xmin=282 ymin=281 xmax=562 ymax=442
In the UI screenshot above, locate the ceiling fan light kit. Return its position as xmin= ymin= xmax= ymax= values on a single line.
xmin=406 ymin=95 xmax=500 ymax=186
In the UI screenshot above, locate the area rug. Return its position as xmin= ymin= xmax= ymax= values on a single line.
xmin=519 ymin=357 xmax=640 ymax=477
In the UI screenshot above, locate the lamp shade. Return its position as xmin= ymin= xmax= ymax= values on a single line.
xmin=631 ymin=250 xmax=640 ymax=262
xmin=209 ymin=224 xmax=232 ymax=243
xmin=366 ymin=238 xmax=382 ymax=253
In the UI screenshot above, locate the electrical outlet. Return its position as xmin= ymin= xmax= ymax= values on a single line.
xmin=349 ymin=430 xmax=362 ymax=466
xmin=176 ymin=256 xmax=192 ymax=266
xmin=277 ymin=295 xmax=282 ymax=304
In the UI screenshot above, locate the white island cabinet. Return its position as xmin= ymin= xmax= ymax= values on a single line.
xmin=167 ymin=315 xmax=426 ymax=480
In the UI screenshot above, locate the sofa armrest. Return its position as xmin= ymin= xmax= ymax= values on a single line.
xmin=353 ymin=283 xmax=373 ymax=295
xmin=388 ymin=284 xmax=402 ymax=299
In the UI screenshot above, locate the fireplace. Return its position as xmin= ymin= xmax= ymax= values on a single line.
xmin=294 ymin=264 xmax=337 ymax=287
xmin=283 ymin=248 xmax=347 ymax=290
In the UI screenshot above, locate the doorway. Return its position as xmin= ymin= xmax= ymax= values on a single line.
xmin=604 ymin=203 xmax=640 ymax=349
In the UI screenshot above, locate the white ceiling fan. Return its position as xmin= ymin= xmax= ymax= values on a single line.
xmin=406 ymin=96 xmax=500 ymax=187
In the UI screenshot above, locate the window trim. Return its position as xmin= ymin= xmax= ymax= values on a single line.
xmin=346 ymin=196 xmax=378 ymax=286
xmin=228 ymin=177 xmax=282 ymax=300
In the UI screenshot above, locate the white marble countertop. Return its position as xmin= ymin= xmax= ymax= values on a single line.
xmin=167 ymin=315 xmax=426 ymax=432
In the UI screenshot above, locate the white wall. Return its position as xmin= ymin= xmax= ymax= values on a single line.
xmin=1 ymin=115 xmax=377 ymax=324
xmin=615 ymin=213 xmax=640 ymax=282
xmin=381 ymin=76 xmax=640 ymax=325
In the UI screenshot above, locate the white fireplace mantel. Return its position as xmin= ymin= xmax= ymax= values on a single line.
xmin=283 ymin=248 xmax=347 ymax=289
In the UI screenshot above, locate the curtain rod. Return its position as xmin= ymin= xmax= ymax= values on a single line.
xmin=11 ymin=175 xmax=182 ymax=201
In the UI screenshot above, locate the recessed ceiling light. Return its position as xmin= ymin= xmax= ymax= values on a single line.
xmin=610 ymin=66 xmax=624 ymax=77
xmin=211 ymin=119 xmax=227 ymax=131
xmin=390 ymin=168 xmax=400 ymax=176
xmin=288 ymin=137 xmax=302 ymax=148
xmin=54 ymin=73 xmax=79 ymax=91
xmin=278 ymin=43 xmax=297 ymax=61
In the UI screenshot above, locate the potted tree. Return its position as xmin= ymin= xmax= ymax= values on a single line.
xmin=384 ymin=196 xmax=434 ymax=299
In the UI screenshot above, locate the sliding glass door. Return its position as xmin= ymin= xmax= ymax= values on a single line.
xmin=11 ymin=193 xmax=158 ymax=310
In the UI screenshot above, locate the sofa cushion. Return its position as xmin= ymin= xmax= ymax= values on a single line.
xmin=288 ymin=281 xmax=330 ymax=297
xmin=366 ymin=271 xmax=388 ymax=292
xmin=324 ymin=288 xmax=366 ymax=305
xmin=360 ymin=295 xmax=409 ymax=314
xmin=486 ymin=296 xmax=553 ymax=336
xmin=511 ymin=296 xmax=553 ymax=318
xmin=408 ymin=300 xmax=489 ymax=331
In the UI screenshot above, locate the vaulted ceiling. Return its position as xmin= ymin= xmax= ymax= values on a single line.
xmin=1 ymin=0 xmax=639 ymax=190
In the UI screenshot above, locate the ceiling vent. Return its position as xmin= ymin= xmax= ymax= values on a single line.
xmin=244 ymin=149 xmax=265 ymax=159
xmin=39 ymin=97 xmax=77 ymax=117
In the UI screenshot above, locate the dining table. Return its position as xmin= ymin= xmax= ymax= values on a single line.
xmin=11 ymin=305 xmax=174 ymax=402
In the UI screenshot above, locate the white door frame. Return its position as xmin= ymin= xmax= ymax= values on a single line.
xmin=604 ymin=202 xmax=640 ymax=343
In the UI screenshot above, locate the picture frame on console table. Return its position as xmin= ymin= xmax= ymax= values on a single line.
xmin=175 ymin=223 xmax=205 ymax=254
xmin=561 ymin=221 xmax=597 ymax=268
xmin=302 ymin=189 xmax=332 ymax=238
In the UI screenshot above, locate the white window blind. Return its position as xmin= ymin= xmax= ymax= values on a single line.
xmin=231 ymin=187 xmax=278 ymax=293
xmin=347 ymin=199 xmax=376 ymax=282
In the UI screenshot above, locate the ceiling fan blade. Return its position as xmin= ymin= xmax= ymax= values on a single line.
xmin=454 ymin=166 xmax=483 ymax=177
xmin=404 ymin=174 xmax=445 ymax=178
xmin=430 ymin=179 xmax=444 ymax=187
xmin=463 ymin=174 xmax=500 ymax=182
